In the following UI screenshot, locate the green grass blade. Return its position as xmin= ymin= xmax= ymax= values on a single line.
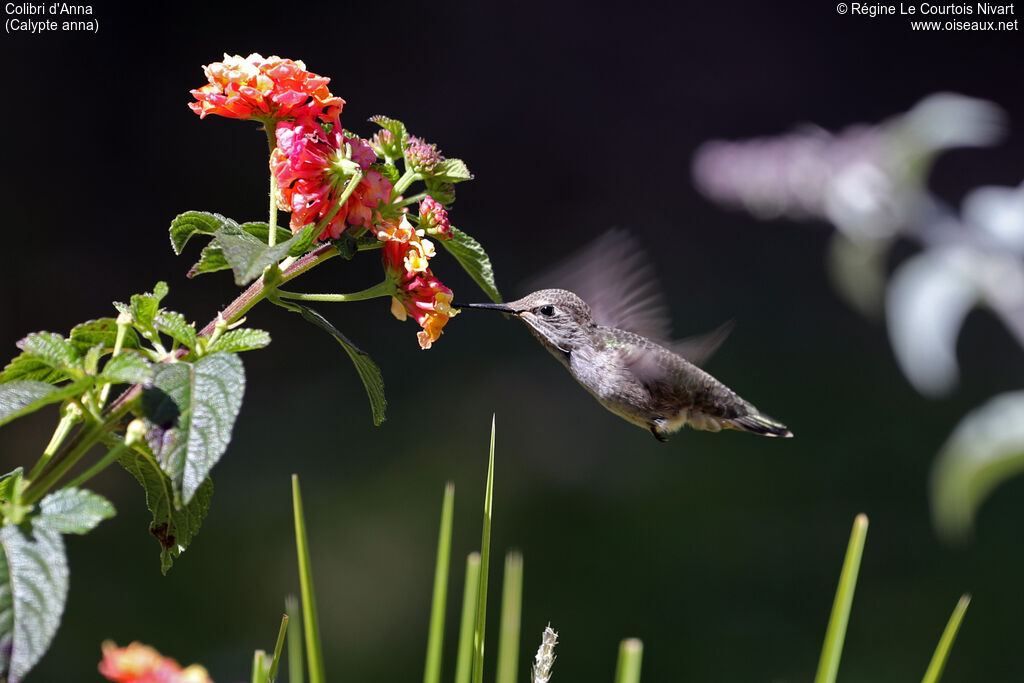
xmin=814 ymin=513 xmax=869 ymax=683
xmin=268 ymin=613 xmax=289 ymax=683
xmin=286 ymin=595 xmax=304 ymax=683
xmin=292 ymin=475 xmax=325 ymax=683
xmin=455 ymin=553 xmax=482 ymax=683
xmin=471 ymin=416 xmax=496 ymax=683
xmin=613 ymin=638 xmax=643 ymax=683
xmin=922 ymin=594 xmax=971 ymax=683
xmin=251 ymin=649 xmax=267 ymax=683
xmin=424 ymin=482 xmax=456 ymax=683
xmin=495 ymin=551 xmax=523 ymax=683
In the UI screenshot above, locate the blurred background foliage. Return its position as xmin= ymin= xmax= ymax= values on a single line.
xmin=2 ymin=2 xmax=1023 ymax=681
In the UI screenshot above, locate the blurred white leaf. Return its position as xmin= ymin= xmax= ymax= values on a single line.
xmin=886 ymin=247 xmax=979 ymax=396
xmin=963 ymin=182 xmax=1024 ymax=254
xmin=898 ymin=93 xmax=1006 ymax=151
xmin=931 ymin=391 xmax=1024 ymax=540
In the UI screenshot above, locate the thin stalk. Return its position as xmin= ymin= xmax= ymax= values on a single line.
xmin=921 ymin=594 xmax=971 ymax=683
xmin=423 ymin=482 xmax=455 ymax=683
xmin=62 ymin=439 xmax=130 ymax=490
xmin=286 ymin=595 xmax=304 ymax=683
xmin=495 ymin=551 xmax=523 ymax=683
xmin=292 ymin=475 xmax=325 ymax=683
xmin=275 ymin=279 xmax=396 ymax=303
xmin=396 ymin=191 xmax=429 ymax=208
xmin=268 ymin=614 xmax=289 ymax=683
xmin=471 ymin=417 xmax=497 ymax=683
xmin=613 ymin=639 xmax=643 ymax=683
xmin=394 ymin=168 xmax=421 ymax=195
xmin=455 ymin=553 xmax=482 ymax=683
xmin=266 ymin=123 xmax=279 ymax=247
xmin=251 ymin=650 xmax=267 ymax=683
xmin=97 ymin=315 xmax=130 ymax=406
xmin=814 ymin=514 xmax=869 ymax=683
xmin=311 ymin=170 xmax=364 ymax=238
xmin=23 ymin=413 xmax=123 ymax=506
xmin=28 ymin=411 xmax=79 ymax=480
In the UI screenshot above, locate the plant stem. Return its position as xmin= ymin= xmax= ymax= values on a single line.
xmin=495 ymin=551 xmax=523 ymax=683
xmin=28 ymin=411 xmax=79 ymax=481
xmin=394 ymin=168 xmax=421 ymax=195
xmin=286 ymin=596 xmax=304 ymax=683
xmin=97 ymin=315 xmax=130 ymax=407
xmin=921 ymin=594 xmax=971 ymax=683
xmin=292 ymin=475 xmax=325 ymax=683
xmin=22 ymin=413 xmax=122 ymax=506
xmin=266 ymin=124 xmax=279 ymax=247
xmin=455 ymin=553 xmax=482 ymax=683
xmin=613 ymin=639 xmax=644 ymax=683
xmin=275 ymin=279 xmax=397 ymax=303
xmin=62 ymin=438 xmax=130 ymax=490
xmin=423 ymin=482 xmax=455 ymax=683
xmin=814 ymin=514 xmax=869 ymax=683
xmin=268 ymin=614 xmax=289 ymax=683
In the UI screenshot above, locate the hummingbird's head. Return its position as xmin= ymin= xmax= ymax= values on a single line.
xmin=460 ymin=289 xmax=595 ymax=356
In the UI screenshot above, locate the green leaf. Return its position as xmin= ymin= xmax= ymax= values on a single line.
xmin=100 ymin=352 xmax=153 ymax=385
xmin=70 ymin=318 xmax=142 ymax=354
xmin=423 ymin=483 xmax=455 ymax=683
xmin=285 ymin=224 xmax=319 ymax=257
xmin=294 ymin=305 xmax=386 ymax=426
xmin=495 ymin=551 xmax=523 ymax=683
xmin=922 ymin=594 xmax=970 ymax=683
xmin=214 ymin=224 xmax=314 ymax=286
xmin=454 ymin=553 xmax=481 ymax=683
xmin=206 ymin=328 xmax=272 ymax=354
xmin=931 ymin=391 xmax=1024 ymax=540
xmin=0 ymin=520 xmax=69 ymax=683
xmin=142 ymin=353 xmax=245 ymax=504
xmin=17 ymin=333 xmax=79 ymax=372
xmin=434 ymin=158 xmax=473 ymax=182
xmin=369 ymin=115 xmax=408 ymax=146
xmin=121 ymin=282 xmax=170 ymax=336
xmin=292 ymin=476 xmax=325 ymax=683
xmin=0 ymin=379 xmax=94 ymax=428
xmin=37 ymin=488 xmax=115 ymax=534
xmin=238 ymin=221 xmax=291 ymax=246
xmin=471 ymin=417 xmax=496 ymax=683
xmin=372 ymin=163 xmax=400 ymax=185
xmin=0 ymin=353 xmax=69 ymax=385
xmin=0 ymin=469 xmax=24 ymax=504
xmin=155 ymin=311 xmax=198 ymax=351
xmin=424 ymin=179 xmax=456 ymax=205
xmin=118 ymin=449 xmax=213 ymax=573
xmin=613 ymin=639 xmax=644 ymax=683
xmin=169 ymin=211 xmax=239 ymax=254
xmin=189 ymin=242 xmax=231 ymax=277
xmin=442 ymin=228 xmax=502 ymax=304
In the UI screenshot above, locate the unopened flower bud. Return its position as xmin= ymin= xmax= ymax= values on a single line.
xmin=419 ymin=196 xmax=453 ymax=239
xmin=406 ymin=137 xmax=445 ymax=174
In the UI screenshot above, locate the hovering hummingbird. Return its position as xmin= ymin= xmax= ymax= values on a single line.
xmin=459 ymin=231 xmax=792 ymax=442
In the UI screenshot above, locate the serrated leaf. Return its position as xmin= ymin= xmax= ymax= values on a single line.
xmin=16 ymin=333 xmax=79 ymax=372
xmin=369 ymin=115 xmax=408 ymax=146
xmin=154 ymin=311 xmax=198 ymax=351
xmin=118 ymin=450 xmax=213 ymax=573
xmin=442 ymin=227 xmax=502 ymax=303
xmin=372 ymin=163 xmax=400 ymax=185
xmin=37 ymin=488 xmax=115 ymax=535
xmin=214 ymin=224 xmax=313 ymax=286
xmin=128 ymin=283 xmax=170 ymax=333
xmin=931 ymin=391 xmax=1024 ymax=540
xmin=0 ymin=380 xmax=94 ymax=428
xmin=0 ymin=353 xmax=69 ymax=385
xmin=294 ymin=305 xmax=386 ymax=426
xmin=69 ymin=318 xmax=142 ymax=354
xmin=169 ymin=211 xmax=239 ymax=255
xmin=100 ymin=352 xmax=153 ymax=385
xmin=0 ymin=520 xmax=69 ymax=683
xmin=238 ymin=221 xmax=291 ymax=245
xmin=142 ymin=353 xmax=245 ymax=504
xmin=0 ymin=469 xmax=23 ymax=504
xmin=189 ymin=242 xmax=231 ymax=278
xmin=206 ymin=328 xmax=271 ymax=354
xmin=285 ymin=223 xmax=319 ymax=257
xmin=435 ymin=158 xmax=473 ymax=182
xmin=83 ymin=344 xmax=103 ymax=376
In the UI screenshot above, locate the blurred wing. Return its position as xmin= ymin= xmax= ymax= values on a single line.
xmin=526 ymin=229 xmax=671 ymax=341
xmin=670 ymin=320 xmax=734 ymax=367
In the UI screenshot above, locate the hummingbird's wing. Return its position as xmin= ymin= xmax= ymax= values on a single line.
xmin=527 ymin=229 xmax=672 ymax=342
xmin=669 ymin=320 xmax=734 ymax=367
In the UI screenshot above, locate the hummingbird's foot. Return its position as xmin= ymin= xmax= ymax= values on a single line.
xmin=649 ymin=425 xmax=668 ymax=443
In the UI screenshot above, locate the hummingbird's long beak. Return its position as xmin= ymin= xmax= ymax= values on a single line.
xmin=456 ymin=302 xmax=518 ymax=313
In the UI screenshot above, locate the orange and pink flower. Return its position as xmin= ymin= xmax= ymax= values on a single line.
xmin=98 ymin=641 xmax=213 ymax=683
xmin=379 ymin=218 xmax=457 ymax=349
xmin=418 ymin=196 xmax=452 ymax=239
xmin=189 ymin=53 xmax=343 ymax=122
xmin=271 ymin=114 xmax=393 ymax=241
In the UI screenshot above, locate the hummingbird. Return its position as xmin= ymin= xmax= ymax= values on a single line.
xmin=459 ymin=231 xmax=792 ymax=442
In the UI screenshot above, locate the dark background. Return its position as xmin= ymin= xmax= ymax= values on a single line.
xmin=2 ymin=2 xmax=1023 ymax=681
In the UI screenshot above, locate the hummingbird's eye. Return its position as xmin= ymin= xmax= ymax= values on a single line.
xmin=538 ymin=305 xmax=556 ymax=317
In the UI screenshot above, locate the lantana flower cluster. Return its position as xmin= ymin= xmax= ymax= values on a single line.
xmin=379 ymin=217 xmax=458 ymax=349
xmin=99 ymin=641 xmax=213 ymax=683
xmin=188 ymin=53 xmax=470 ymax=349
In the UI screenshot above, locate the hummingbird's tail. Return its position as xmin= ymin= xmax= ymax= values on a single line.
xmin=729 ymin=411 xmax=793 ymax=438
